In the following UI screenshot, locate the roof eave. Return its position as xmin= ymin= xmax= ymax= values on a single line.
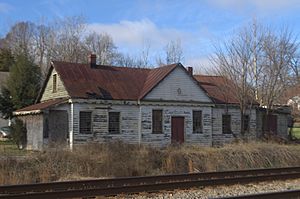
xmin=13 ymin=110 xmax=42 ymax=116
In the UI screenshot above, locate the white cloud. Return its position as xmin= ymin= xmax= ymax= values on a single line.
xmin=0 ymin=3 xmax=13 ymax=13
xmin=87 ymin=19 xmax=190 ymax=50
xmin=87 ymin=19 xmax=216 ymax=68
xmin=209 ymin=0 xmax=300 ymax=12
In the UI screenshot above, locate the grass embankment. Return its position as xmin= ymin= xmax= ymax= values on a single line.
xmin=0 ymin=140 xmax=28 ymax=156
xmin=289 ymin=127 xmax=300 ymax=139
xmin=0 ymin=141 xmax=300 ymax=185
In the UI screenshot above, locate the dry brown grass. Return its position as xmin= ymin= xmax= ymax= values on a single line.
xmin=0 ymin=141 xmax=299 ymax=185
xmin=163 ymin=141 xmax=300 ymax=173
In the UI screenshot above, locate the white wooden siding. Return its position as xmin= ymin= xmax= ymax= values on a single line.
xmin=20 ymin=115 xmax=44 ymax=150
xmin=277 ymin=114 xmax=288 ymax=138
xmin=144 ymin=67 xmax=212 ymax=102
xmin=140 ymin=105 xmax=213 ymax=147
xmin=41 ymin=68 xmax=69 ymax=102
xmin=212 ymin=107 xmax=256 ymax=146
xmin=27 ymin=100 xmax=261 ymax=149
xmin=67 ymin=102 xmax=213 ymax=147
xmin=71 ymin=103 xmax=140 ymax=144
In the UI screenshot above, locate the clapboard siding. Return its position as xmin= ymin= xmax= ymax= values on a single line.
xmin=277 ymin=114 xmax=288 ymax=138
xmin=19 ymin=115 xmax=44 ymax=150
xmin=212 ymin=107 xmax=256 ymax=146
xmin=140 ymin=105 xmax=212 ymax=147
xmin=67 ymin=102 xmax=214 ymax=147
xmin=71 ymin=103 xmax=140 ymax=144
xmin=144 ymin=67 xmax=211 ymax=102
xmin=41 ymin=68 xmax=69 ymax=102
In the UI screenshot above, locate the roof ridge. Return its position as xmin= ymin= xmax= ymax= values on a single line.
xmin=52 ymin=60 xmax=153 ymax=71
xmin=194 ymin=74 xmax=223 ymax=77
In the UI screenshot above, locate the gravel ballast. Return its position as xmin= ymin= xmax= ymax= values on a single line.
xmin=108 ymin=179 xmax=300 ymax=199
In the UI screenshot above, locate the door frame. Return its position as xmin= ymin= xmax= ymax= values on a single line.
xmin=171 ymin=116 xmax=185 ymax=144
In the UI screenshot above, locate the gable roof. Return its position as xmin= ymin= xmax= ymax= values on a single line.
xmin=139 ymin=63 xmax=178 ymax=99
xmin=194 ymin=75 xmax=239 ymax=104
xmin=37 ymin=62 xmax=206 ymax=102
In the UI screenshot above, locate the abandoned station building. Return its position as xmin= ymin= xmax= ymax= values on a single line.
xmin=14 ymin=55 xmax=288 ymax=150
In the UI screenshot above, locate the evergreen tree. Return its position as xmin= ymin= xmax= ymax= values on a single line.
xmin=7 ymin=54 xmax=41 ymax=110
xmin=0 ymin=48 xmax=14 ymax=72
xmin=0 ymin=53 xmax=41 ymax=116
xmin=0 ymin=87 xmax=14 ymax=119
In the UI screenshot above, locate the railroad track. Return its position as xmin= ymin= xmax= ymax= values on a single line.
xmin=216 ymin=189 xmax=300 ymax=199
xmin=0 ymin=167 xmax=300 ymax=199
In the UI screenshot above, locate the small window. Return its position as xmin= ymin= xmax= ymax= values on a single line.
xmin=222 ymin=114 xmax=231 ymax=134
xmin=80 ymin=111 xmax=92 ymax=134
xmin=243 ymin=115 xmax=250 ymax=132
xmin=152 ymin=110 xmax=163 ymax=134
xmin=43 ymin=118 xmax=49 ymax=138
xmin=193 ymin=110 xmax=202 ymax=133
xmin=109 ymin=112 xmax=120 ymax=134
xmin=52 ymin=74 xmax=57 ymax=93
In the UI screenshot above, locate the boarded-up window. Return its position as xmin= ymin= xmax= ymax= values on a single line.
xmin=193 ymin=110 xmax=202 ymax=133
xmin=243 ymin=115 xmax=250 ymax=132
xmin=43 ymin=118 xmax=49 ymax=138
xmin=79 ymin=111 xmax=92 ymax=134
xmin=222 ymin=114 xmax=231 ymax=134
xmin=109 ymin=112 xmax=120 ymax=134
xmin=52 ymin=74 xmax=57 ymax=93
xmin=152 ymin=110 xmax=163 ymax=134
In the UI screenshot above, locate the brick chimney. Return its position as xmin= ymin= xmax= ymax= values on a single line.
xmin=88 ymin=54 xmax=97 ymax=68
xmin=187 ymin=67 xmax=193 ymax=76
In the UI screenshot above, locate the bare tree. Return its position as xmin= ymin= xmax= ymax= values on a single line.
xmin=32 ymin=23 xmax=52 ymax=75
xmin=48 ymin=16 xmax=87 ymax=63
xmin=211 ymin=21 xmax=264 ymax=136
xmin=84 ymin=32 xmax=118 ymax=65
xmin=165 ymin=39 xmax=183 ymax=64
xmin=156 ymin=38 xmax=184 ymax=66
xmin=258 ymin=27 xmax=298 ymax=111
xmin=138 ymin=41 xmax=151 ymax=67
xmin=212 ymin=20 xmax=299 ymax=135
xmin=4 ymin=22 xmax=36 ymax=57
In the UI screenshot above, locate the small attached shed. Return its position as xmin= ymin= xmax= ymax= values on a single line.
xmin=14 ymin=98 xmax=69 ymax=150
xmin=256 ymin=106 xmax=291 ymax=139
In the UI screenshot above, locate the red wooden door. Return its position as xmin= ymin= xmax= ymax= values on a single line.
xmin=171 ymin=117 xmax=184 ymax=144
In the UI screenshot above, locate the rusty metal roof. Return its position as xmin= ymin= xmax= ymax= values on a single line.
xmin=49 ymin=61 xmax=179 ymax=101
xmin=194 ymin=75 xmax=240 ymax=104
xmin=14 ymin=98 xmax=68 ymax=114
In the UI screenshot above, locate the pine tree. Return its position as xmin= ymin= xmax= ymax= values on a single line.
xmin=0 ymin=48 xmax=14 ymax=72
xmin=6 ymin=54 xmax=41 ymax=110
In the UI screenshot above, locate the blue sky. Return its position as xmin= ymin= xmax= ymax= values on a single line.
xmin=1 ymin=0 xmax=300 ymax=69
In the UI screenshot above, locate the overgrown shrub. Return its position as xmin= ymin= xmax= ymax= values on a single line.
xmin=10 ymin=119 xmax=27 ymax=149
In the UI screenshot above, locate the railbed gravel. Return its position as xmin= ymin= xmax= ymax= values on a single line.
xmin=105 ymin=179 xmax=300 ymax=199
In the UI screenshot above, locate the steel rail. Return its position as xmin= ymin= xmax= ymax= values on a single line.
xmin=1 ymin=166 xmax=299 ymax=194
xmin=0 ymin=171 xmax=300 ymax=198
xmin=215 ymin=189 xmax=300 ymax=199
